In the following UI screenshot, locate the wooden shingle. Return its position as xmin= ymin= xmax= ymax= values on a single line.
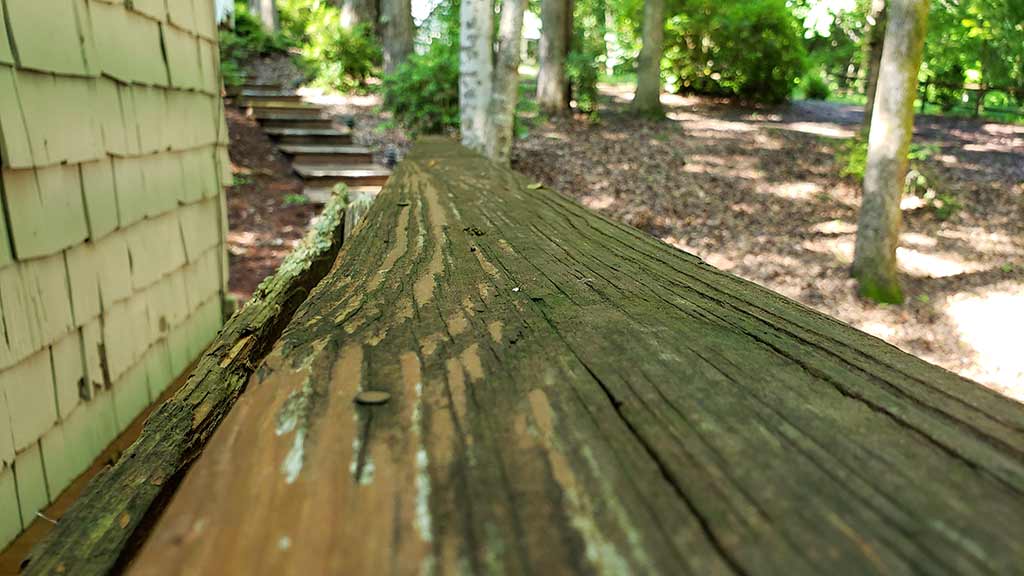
xmin=0 ymin=467 xmax=19 ymax=549
xmin=13 ymin=443 xmax=48 ymax=529
xmin=0 ymin=66 xmax=34 ymax=168
xmin=50 ymin=330 xmax=85 ymax=420
xmin=111 ymin=361 xmax=149 ymax=433
xmin=0 ymin=1 xmax=13 ymax=65
xmin=1 ymin=350 xmax=58 ymax=451
xmin=0 ymin=384 xmax=13 ymax=466
xmin=3 ymin=165 xmax=89 ymax=259
xmin=164 ymin=25 xmax=202 ymax=91
xmin=80 ymin=157 xmax=120 ymax=240
xmin=4 ymin=0 xmax=90 ymax=76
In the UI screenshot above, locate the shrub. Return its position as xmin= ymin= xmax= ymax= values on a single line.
xmin=663 ymin=0 xmax=806 ymax=104
xmin=803 ymin=72 xmax=831 ymax=100
xmin=302 ymin=7 xmax=381 ymax=91
xmin=567 ymin=49 xmax=601 ymax=115
xmin=381 ymin=43 xmax=460 ymax=135
xmin=218 ymin=6 xmax=290 ymax=86
xmin=931 ymin=64 xmax=965 ymax=112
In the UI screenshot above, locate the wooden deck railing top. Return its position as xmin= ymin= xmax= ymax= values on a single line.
xmin=30 ymin=138 xmax=1024 ymax=575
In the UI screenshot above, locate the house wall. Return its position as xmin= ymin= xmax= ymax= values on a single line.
xmin=0 ymin=0 xmax=232 ymax=547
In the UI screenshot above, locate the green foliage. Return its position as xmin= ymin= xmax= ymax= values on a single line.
xmin=837 ymin=137 xmax=868 ymax=180
xmin=663 ymin=0 xmax=807 ymax=104
xmin=567 ymin=0 xmax=607 ymax=116
xmin=283 ymin=193 xmax=310 ymax=207
xmin=802 ymin=71 xmax=831 ymax=100
xmin=218 ymin=4 xmax=290 ymax=86
xmin=930 ymin=65 xmax=966 ymax=112
xmin=381 ymin=43 xmax=460 ymax=135
xmin=301 ymin=7 xmax=381 ymax=92
xmin=567 ymin=50 xmax=601 ymax=115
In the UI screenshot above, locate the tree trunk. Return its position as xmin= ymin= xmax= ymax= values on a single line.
xmin=852 ymin=0 xmax=929 ymax=304
xmin=486 ymin=0 xmax=529 ymax=164
xmin=536 ymin=0 xmax=569 ymax=115
xmin=340 ymin=0 xmax=379 ymax=29
xmin=862 ymin=0 xmax=888 ymax=132
xmin=459 ymin=0 xmax=495 ymax=152
xmin=633 ymin=0 xmax=665 ymax=116
xmin=248 ymin=0 xmax=279 ymax=32
xmin=380 ymin=0 xmax=414 ymax=74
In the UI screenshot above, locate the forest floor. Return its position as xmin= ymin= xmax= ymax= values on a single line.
xmin=223 ymin=73 xmax=1024 ymax=401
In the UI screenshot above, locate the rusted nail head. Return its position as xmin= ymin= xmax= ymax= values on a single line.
xmin=355 ymin=391 xmax=392 ymax=405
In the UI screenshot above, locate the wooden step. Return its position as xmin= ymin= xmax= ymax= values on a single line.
xmin=243 ymin=100 xmax=319 ymax=110
xmin=233 ymin=91 xmax=303 ymax=103
xmin=225 ymin=81 xmax=284 ymax=96
xmin=249 ymin=107 xmax=325 ymax=120
xmin=258 ymin=118 xmax=335 ymax=130
xmin=293 ymin=163 xmax=391 ymax=187
xmin=278 ymin=144 xmax=374 ymax=165
xmin=303 ymin=184 xmax=382 ymax=205
xmin=265 ymin=127 xmax=354 ymax=145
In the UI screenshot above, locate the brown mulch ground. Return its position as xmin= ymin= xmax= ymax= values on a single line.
xmin=223 ymin=107 xmax=317 ymax=301
xmin=223 ymin=67 xmax=1024 ymax=400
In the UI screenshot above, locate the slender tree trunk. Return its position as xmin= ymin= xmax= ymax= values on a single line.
xmin=537 ymin=0 xmax=569 ymax=115
xmin=852 ymin=0 xmax=929 ymax=304
xmin=249 ymin=0 xmax=279 ymax=32
xmin=862 ymin=0 xmax=888 ymax=132
xmin=633 ymin=0 xmax=665 ymax=116
xmin=341 ymin=0 xmax=379 ymax=29
xmin=564 ymin=0 xmax=575 ymax=109
xmin=380 ymin=0 xmax=414 ymax=74
xmin=460 ymin=0 xmax=494 ymax=152
xmin=487 ymin=0 xmax=529 ymax=164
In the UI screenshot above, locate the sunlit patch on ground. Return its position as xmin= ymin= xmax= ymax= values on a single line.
xmin=944 ymin=284 xmax=1024 ymax=401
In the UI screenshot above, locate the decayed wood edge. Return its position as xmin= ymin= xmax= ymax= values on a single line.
xmin=22 ymin=194 xmax=349 ymax=576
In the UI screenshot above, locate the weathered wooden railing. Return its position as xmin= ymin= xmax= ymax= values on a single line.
xmin=26 ymin=138 xmax=1024 ymax=575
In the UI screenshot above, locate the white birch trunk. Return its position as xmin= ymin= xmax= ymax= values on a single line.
xmin=633 ymin=0 xmax=665 ymax=115
xmin=459 ymin=0 xmax=494 ymax=153
xmin=249 ymin=0 xmax=279 ymax=32
xmin=862 ymin=0 xmax=888 ymax=132
xmin=486 ymin=0 xmax=529 ymax=164
xmin=852 ymin=0 xmax=929 ymax=303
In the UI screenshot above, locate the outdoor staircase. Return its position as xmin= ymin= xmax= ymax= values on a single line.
xmin=225 ymin=80 xmax=391 ymax=206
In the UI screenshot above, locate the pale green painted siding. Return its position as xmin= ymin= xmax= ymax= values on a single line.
xmin=0 ymin=0 xmax=231 ymax=548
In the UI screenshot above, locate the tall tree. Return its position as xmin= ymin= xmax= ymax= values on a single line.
xmin=248 ymin=0 xmax=279 ymax=32
xmin=633 ymin=0 xmax=665 ymax=116
xmin=459 ymin=0 xmax=494 ymax=152
xmin=460 ymin=0 xmax=529 ymax=163
xmin=488 ymin=0 xmax=529 ymax=162
xmin=537 ymin=0 xmax=570 ymax=115
xmin=340 ymin=0 xmax=378 ymax=29
xmin=852 ymin=0 xmax=929 ymax=303
xmin=861 ymin=0 xmax=887 ymax=132
xmin=380 ymin=0 xmax=414 ymax=74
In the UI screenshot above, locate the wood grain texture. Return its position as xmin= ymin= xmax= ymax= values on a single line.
xmin=131 ymin=138 xmax=1024 ymax=576
xmin=22 ymin=195 xmax=348 ymax=576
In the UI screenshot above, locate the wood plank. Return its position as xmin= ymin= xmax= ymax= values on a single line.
xmin=126 ymin=138 xmax=1024 ymax=575
xmin=21 ymin=195 xmax=350 ymax=576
